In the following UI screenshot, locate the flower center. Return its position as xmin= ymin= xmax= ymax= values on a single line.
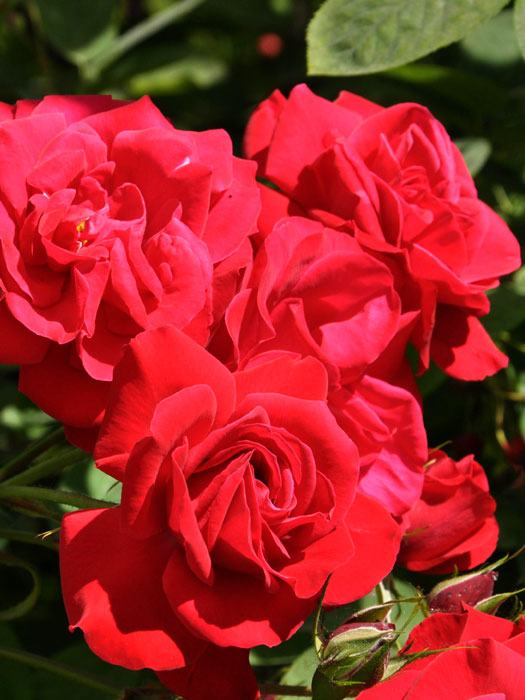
xmin=76 ymin=219 xmax=90 ymax=248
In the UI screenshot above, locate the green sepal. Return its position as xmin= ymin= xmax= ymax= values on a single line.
xmin=475 ymin=588 xmax=525 ymax=614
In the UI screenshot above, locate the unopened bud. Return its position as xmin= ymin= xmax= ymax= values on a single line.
xmin=428 ymin=571 xmax=498 ymax=613
xmin=316 ymin=620 xmax=396 ymax=691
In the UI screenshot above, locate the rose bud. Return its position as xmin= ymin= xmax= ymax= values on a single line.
xmin=428 ymin=571 xmax=498 ymax=613
xmin=314 ymin=621 xmax=396 ymax=693
xmin=356 ymin=607 xmax=525 ymax=699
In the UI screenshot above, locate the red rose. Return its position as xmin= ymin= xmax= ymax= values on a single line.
xmin=357 ymin=607 xmax=525 ymax=700
xmin=225 ymin=216 xmax=400 ymax=382
xmin=398 ymin=451 xmax=498 ymax=574
xmin=329 ymin=375 xmax=426 ymax=517
xmin=244 ymin=84 xmax=521 ymax=381
xmin=0 ymin=94 xmax=259 ymax=445
xmin=222 ymin=215 xmax=425 ymax=516
xmin=60 ymin=326 xmax=400 ymax=699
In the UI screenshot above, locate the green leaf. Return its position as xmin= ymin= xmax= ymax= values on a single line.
xmin=515 ymin=0 xmax=525 ymax=61
xmin=34 ymin=0 xmax=120 ymax=67
xmin=461 ymin=10 xmax=521 ymax=67
xmin=279 ymin=648 xmax=318 ymax=700
xmin=0 ymin=552 xmax=40 ymax=621
xmin=454 ymin=138 xmax=492 ymax=177
xmin=307 ymin=0 xmax=509 ymax=76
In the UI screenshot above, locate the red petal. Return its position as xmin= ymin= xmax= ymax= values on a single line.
xmin=30 ymin=94 xmax=125 ymax=124
xmin=431 ymin=308 xmax=508 ymax=380
xmin=60 ymin=507 xmax=204 ymax=671
xmin=95 ymin=326 xmax=235 ymax=479
xmin=158 ymin=645 xmax=258 ymax=700
xmin=235 ymin=353 xmax=328 ymax=403
xmin=243 ymin=89 xmax=286 ymax=171
xmin=405 ymin=640 xmax=525 ymax=699
xmin=0 ymin=300 xmax=49 ymax=364
xmin=263 ymin=84 xmax=365 ymax=192
xmin=325 ymin=493 xmax=401 ymax=605
xmin=162 ymin=546 xmax=313 ymax=648
xmin=20 ymin=344 xmax=109 ymax=427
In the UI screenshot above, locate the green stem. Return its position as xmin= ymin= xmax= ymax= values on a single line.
xmin=0 ymin=485 xmax=115 ymax=511
xmin=0 ymin=646 xmax=121 ymax=696
xmin=2 ymin=450 xmax=85 ymax=487
xmin=0 ymin=528 xmax=59 ymax=551
xmin=85 ymin=0 xmax=207 ymax=78
xmin=0 ymin=426 xmax=64 ymax=482
xmin=259 ymin=684 xmax=311 ymax=697
xmin=375 ymin=583 xmax=385 ymax=605
xmin=6 ymin=499 xmax=61 ymax=524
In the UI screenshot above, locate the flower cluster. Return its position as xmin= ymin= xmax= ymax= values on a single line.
xmin=0 ymin=89 xmax=519 ymax=699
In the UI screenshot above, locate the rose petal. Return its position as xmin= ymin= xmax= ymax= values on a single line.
xmin=60 ymin=507 xmax=204 ymax=671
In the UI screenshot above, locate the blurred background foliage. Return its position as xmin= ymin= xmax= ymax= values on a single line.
xmin=0 ymin=0 xmax=525 ymax=697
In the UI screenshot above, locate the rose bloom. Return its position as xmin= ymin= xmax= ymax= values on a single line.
xmin=398 ymin=450 xmax=498 ymax=574
xmin=357 ymin=606 xmax=525 ymax=700
xmin=60 ymin=326 xmax=400 ymax=700
xmin=0 ymin=94 xmax=259 ymax=446
xmin=221 ymin=215 xmax=426 ymax=516
xmin=244 ymin=84 xmax=521 ymax=381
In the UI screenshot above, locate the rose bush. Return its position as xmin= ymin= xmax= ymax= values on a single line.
xmin=0 ymin=0 xmax=522 ymax=696
xmin=222 ymin=215 xmax=426 ymax=516
xmin=398 ymin=451 xmax=498 ymax=574
xmin=357 ymin=606 xmax=525 ymax=699
xmin=60 ymin=326 xmax=400 ymax=699
xmin=0 ymin=94 xmax=259 ymax=446
xmin=244 ymin=84 xmax=521 ymax=381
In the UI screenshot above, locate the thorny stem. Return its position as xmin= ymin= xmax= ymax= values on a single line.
xmin=0 ymin=485 xmax=116 ymax=511
xmin=84 ymin=0 xmax=207 ymax=78
xmin=2 ymin=450 xmax=86 ymax=487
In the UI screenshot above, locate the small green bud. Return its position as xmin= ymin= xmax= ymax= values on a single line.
xmin=317 ymin=621 xmax=396 ymax=693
